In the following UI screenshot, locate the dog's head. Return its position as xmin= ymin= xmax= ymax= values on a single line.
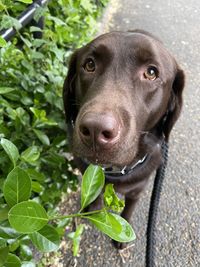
xmin=63 ymin=30 xmax=185 ymax=167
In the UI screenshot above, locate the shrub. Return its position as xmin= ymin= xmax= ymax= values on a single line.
xmin=1 ymin=160 xmax=135 ymax=266
xmin=0 ymin=0 xmax=109 ymax=265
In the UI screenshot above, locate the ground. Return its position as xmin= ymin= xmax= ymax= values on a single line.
xmin=44 ymin=0 xmax=200 ymax=266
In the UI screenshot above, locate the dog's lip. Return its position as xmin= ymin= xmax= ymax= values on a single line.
xmin=83 ymin=158 xmax=113 ymax=168
xmin=83 ymin=157 xmax=126 ymax=170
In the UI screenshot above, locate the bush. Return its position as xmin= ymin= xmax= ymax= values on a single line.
xmin=1 ymin=161 xmax=135 ymax=266
xmin=0 ymin=0 xmax=109 ymax=265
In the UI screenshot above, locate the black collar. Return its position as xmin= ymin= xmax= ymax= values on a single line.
xmin=102 ymin=154 xmax=148 ymax=177
xmin=81 ymin=153 xmax=149 ymax=178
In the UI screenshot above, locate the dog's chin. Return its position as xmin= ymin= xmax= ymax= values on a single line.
xmin=73 ymin=148 xmax=138 ymax=169
xmin=72 ymin=143 xmax=139 ymax=168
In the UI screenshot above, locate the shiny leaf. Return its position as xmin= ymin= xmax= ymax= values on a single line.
xmin=8 ymin=201 xmax=48 ymax=233
xmin=81 ymin=165 xmax=104 ymax=211
xmin=29 ymin=224 xmax=60 ymax=252
xmin=3 ymin=167 xmax=31 ymax=207
xmin=86 ymin=212 xmax=135 ymax=242
xmin=0 ymin=36 xmax=7 ymax=47
xmin=104 ymin=184 xmax=125 ymax=212
xmin=0 ymin=138 xmax=19 ymax=168
xmin=4 ymin=253 xmax=21 ymax=267
xmin=33 ymin=129 xmax=50 ymax=145
xmin=21 ymin=146 xmax=40 ymax=163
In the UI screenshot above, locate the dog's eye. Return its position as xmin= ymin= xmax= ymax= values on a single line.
xmin=83 ymin=58 xmax=95 ymax=72
xmin=144 ymin=66 xmax=159 ymax=80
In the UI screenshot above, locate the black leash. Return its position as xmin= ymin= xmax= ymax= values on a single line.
xmin=146 ymin=140 xmax=169 ymax=267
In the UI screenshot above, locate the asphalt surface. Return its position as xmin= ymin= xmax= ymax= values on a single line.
xmin=57 ymin=1 xmax=200 ymax=266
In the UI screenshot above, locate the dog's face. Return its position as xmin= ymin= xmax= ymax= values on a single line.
xmin=63 ymin=31 xmax=184 ymax=167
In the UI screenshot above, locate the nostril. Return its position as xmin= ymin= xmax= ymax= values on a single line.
xmin=80 ymin=126 xmax=90 ymax=137
xmin=102 ymin=130 xmax=113 ymax=140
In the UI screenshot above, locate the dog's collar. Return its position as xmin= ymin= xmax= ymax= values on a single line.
xmin=82 ymin=154 xmax=148 ymax=177
xmin=102 ymin=154 xmax=148 ymax=177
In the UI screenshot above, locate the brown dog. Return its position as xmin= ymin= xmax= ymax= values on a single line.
xmin=63 ymin=30 xmax=185 ymax=248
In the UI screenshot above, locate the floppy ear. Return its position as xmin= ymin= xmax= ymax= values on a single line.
xmin=162 ymin=67 xmax=185 ymax=141
xmin=63 ymin=50 xmax=79 ymax=135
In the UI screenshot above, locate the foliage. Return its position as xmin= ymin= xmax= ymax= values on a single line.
xmin=0 ymin=0 xmax=109 ymax=264
xmin=1 ymin=152 xmax=136 ymax=265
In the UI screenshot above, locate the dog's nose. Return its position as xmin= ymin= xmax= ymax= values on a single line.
xmin=79 ymin=113 xmax=121 ymax=148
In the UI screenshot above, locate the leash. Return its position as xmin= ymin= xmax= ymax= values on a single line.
xmin=146 ymin=140 xmax=169 ymax=267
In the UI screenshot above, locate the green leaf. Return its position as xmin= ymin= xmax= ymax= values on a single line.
xmin=0 ymin=225 xmax=20 ymax=239
xmin=2 ymin=15 xmax=21 ymax=31
xmin=0 ymin=138 xmax=19 ymax=168
xmin=29 ymin=224 xmax=60 ymax=252
xmin=4 ymin=90 xmax=20 ymax=101
xmin=0 ymin=36 xmax=7 ymax=47
xmin=4 ymin=253 xmax=21 ymax=267
xmin=33 ymin=6 xmax=45 ymax=22
xmin=80 ymin=0 xmax=93 ymax=13
xmin=31 ymin=51 xmax=44 ymax=60
xmin=15 ymin=107 xmax=30 ymax=126
xmin=20 ymin=36 xmax=32 ymax=48
xmin=81 ymin=165 xmax=105 ymax=211
xmin=0 ymin=2 xmax=6 ymax=11
xmin=3 ymin=167 xmax=32 ymax=207
xmin=9 ymin=240 xmax=20 ymax=252
xmin=26 ymin=169 xmax=45 ymax=183
xmin=109 ymin=213 xmax=136 ymax=242
xmin=67 ymin=224 xmax=84 ymax=256
xmin=30 ymin=26 xmax=43 ymax=33
xmin=0 ymin=247 xmax=9 ymax=265
xmin=8 ymin=201 xmax=48 ymax=233
xmin=20 ymin=244 xmax=32 ymax=260
xmin=0 ymin=87 xmax=15 ymax=94
xmin=0 ymin=239 xmax=9 ymax=266
xmin=30 ymin=107 xmax=57 ymax=127
xmin=0 ymin=238 xmax=7 ymax=249
xmin=104 ymin=184 xmax=125 ymax=213
xmin=86 ymin=212 xmax=135 ymax=242
xmin=86 ymin=211 xmax=121 ymax=238
xmin=33 ymin=129 xmax=50 ymax=145
xmin=21 ymin=146 xmax=40 ymax=163
xmin=47 ymin=15 xmax=66 ymax=26
xmin=31 ymin=181 xmax=44 ymax=193
xmin=42 ymin=151 xmax=65 ymax=167
xmin=16 ymin=0 xmax=33 ymax=4
xmin=0 ymin=206 xmax=9 ymax=222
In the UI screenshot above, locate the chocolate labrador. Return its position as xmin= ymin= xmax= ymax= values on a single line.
xmin=63 ymin=30 xmax=185 ymax=248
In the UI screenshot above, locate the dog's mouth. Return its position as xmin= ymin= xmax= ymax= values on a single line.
xmin=80 ymin=132 xmax=162 ymax=177
xmin=82 ymin=153 xmax=148 ymax=176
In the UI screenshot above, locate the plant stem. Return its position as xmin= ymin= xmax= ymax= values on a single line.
xmin=49 ymin=208 xmax=105 ymax=221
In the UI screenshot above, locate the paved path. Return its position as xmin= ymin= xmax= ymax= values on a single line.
xmin=60 ymin=1 xmax=200 ymax=266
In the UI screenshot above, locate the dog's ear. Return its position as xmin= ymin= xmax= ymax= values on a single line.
xmin=63 ymin=50 xmax=79 ymax=131
xmin=162 ymin=67 xmax=185 ymax=140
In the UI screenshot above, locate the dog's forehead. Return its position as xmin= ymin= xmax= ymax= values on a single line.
xmin=85 ymin=32 xmax=169 ymax=61
xmin=83 ymin=31 xmax=175 ymax=70
xmin=90 ymin=32 xmax=157 ymax=51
